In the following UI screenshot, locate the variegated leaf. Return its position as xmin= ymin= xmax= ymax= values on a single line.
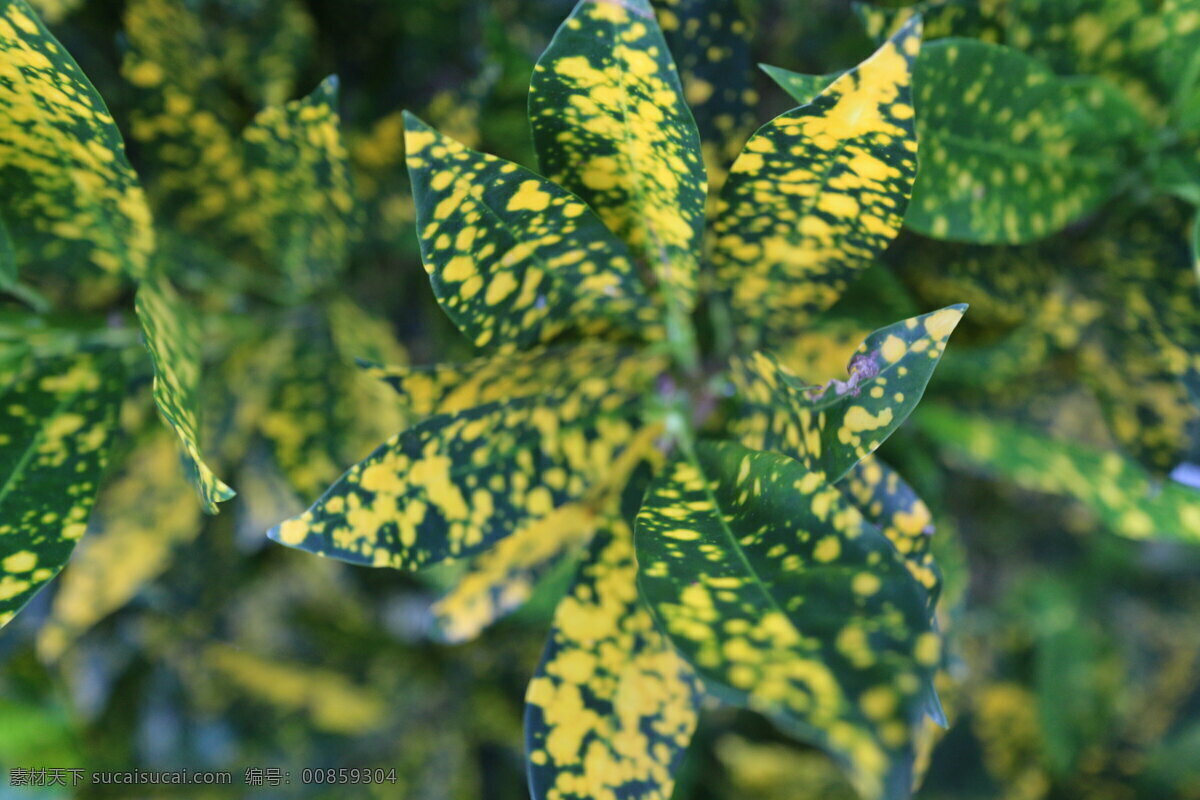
xmin=635 ymin=442 xmax=939 ymax=800
xmin=204 ymin=643 xmax=387 ymax=734
xmin=0 ymin=352 xmax=122 ymax=628
xmin=433 ymin=504 xmax=598 ymax=643
xmin=526 ymin=516 xmax=701 ymax=800
xmin=731 ymin=305 xmax=966 ymax=483
xmin=530 ymin=0 xmax=707 ymax=312
xmin=404 ymin=113 xmax=660 ymax=351
xmin=135 ymin=277 xmax=235 ymax=513
xmin=37 ymin=431 xmax=202 ymax=660
xmin=268 ymin=359 xmax=661 ymax=569
xmin=907 ymin=39 xmax=1147 ymax=243
xmin=839 ymin=455 xmax=941 ymax=616
xmin=760 ymin=64 xmax=842 ymax=108
xmin=710 ymin=19 xmax=922 ymax=349
xmin=363 ymin=343 xmax=667 ymax=421
xmin=919 ymin=406 xmax=1200 ymax=543
xmin=0 ymin=0 xmax=154 ymax=280
xmin=239 ymin=76 xmax=355 ymax=298
xmin=653 ymin=0 xmax=758 ymax=194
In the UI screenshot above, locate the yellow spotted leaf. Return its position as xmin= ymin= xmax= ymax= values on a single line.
xmin=0 ymin=0 xmax=155 ymax=280
xmin=238 ymin=76 xmax=355 ymax=298
xmin=37 ymin=431 xmax=202 ymax=660
xmin=135 ymin=276 xmax=234 ymax=513
xmin=906 ymin=39 xmax=1148 ymax=244
xmin=731 ymin=305 xmax=966 ymax=483
xmin=710 ymin=19 xmax=922 ymax=349
xmin=404 ymin=113 xmax=660 ymax=351
xmin=363 ymin=342 xmax=667 ymax=422
xmin=530 ymin=0 xmax=707 ymax=313
xmin=526 ymin=516 xmax=701 ymax=800
xmin=635 ymin=442 xmax=940 ymax=800
xmin=918 ymin=406 xmax=1200 ymax=543
xmin=653 ymin=0 xmax=758 ymax=196
xmin=268 ymin=360 xmax=659 ymax=569
xmin=433 ymin=504 xmax=599 ymax=643
xmin=0 ymin=352 xmax=122 ymax=629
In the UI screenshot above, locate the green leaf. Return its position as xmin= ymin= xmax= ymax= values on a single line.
xmin=731 ymin=305 xmax=966 ymax=483
xmin=635 ymin=441 xmax=939 ymax=800
xmin=135 ymin=276 xmax=234 ymax=513
xmin=239 ymin=76 xmax=355 ymax=298
xmin=0 ymin=213 xmax=15 ymax=287
xmin=855 ymin=1 xmax=999 ymax=45
xmin=839 ymin=455 xmax=941 ymax=615
xmin=710 ymin=19 xmax=922 ymax=349
xmin=526 ymin=516 xmax=700 ymax=800
xmin=0 ymin=0 xmax=155 ymax=280
xmin=530 ymin=0 xmax=707 ymax=313
xmin=37 ymin=431 xmax=202 ymax=661
xmin=917 ymin=406 xmax=1200 ymax=543
xmin=268 ymin=355 xmax=663 ymax=569
xmin=433 ymin=503 xmax=598 ymax=643
xmin=760 ymin=64 xmax=842 ymax=107
xmin=0 ymin=352 xmax=122 ymax=628
xmin=363 ymin=342 xmax=666 ymax=421
xmin=653 ymin=0 xmax=758 ymax=187
xmin=404 ymin=113 xmax=660 ymax=351
xmin=907 ymin=39 xmax=1145 ymax=244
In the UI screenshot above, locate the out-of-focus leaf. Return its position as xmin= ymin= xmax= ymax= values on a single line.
xmin=907 ymin=39 xmax=1145 ymax=244
xmin=636 ymin=442 xmax=939 ymax=800
xmin=653 ymin=0 xmax=758 ymax=194
xmin=135 ymin=277 xmax=234 ymax=513
xmin=204 ymin=644 xmax=386 ymax=734
xmin=732 ymin=305 xmax=966 ymax=483
xmin=363 ymin=343 xmax=666 ymax=421
xmin=433 ymin=504 xmax=598 ymax=643
xmin=268 ymin=355 xmax=662 ymax=569
xmin=530 ymin=0 xmax=707 ymax=313
xmin=239 ymin=76 xmax=355 ymax=298
xmin=918 ymin=406 xmax=1200 ymax=542
xmin=404 ymin=113 xmax=659 ymax=351
xmin=260 ymin=301 xmax=408 ymax=501
xmin=0 ymin=0 xmax=154 ymax=280
xmin=37 ymin=431 xmax=202 ymax=660
xmin=760 ymin=63 xmax=842 ymax=107
xmin=857 ymin=0 xmax=1170 ymax=124
xmin=0 ymin=352 xmax=122 ymax=628
xmin=212 ymin=0 xmax=314 ymax=107
xmin=122 ymin=0 xmax=238 ymax=233
xmin=526 ymin=517 xmax=700 ymax=800
xmin=710 ymin=20 xmax=921 ymax=348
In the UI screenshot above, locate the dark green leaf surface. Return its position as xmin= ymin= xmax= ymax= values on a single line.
xmin=529 ymin=0 xmax=707 ymax=313
xmin=761 ymin=64 xmax=842 ymax=108
xmin=653 ymin=0 xmax=758 ymax=186
xmin=0 ymin=352 xmax=122 ymax=628
xmin=918 ymin=406 xmax=1200 ymax=543
xmin=907 ymin=39 xmax=1145 ymax=243
xmin=710 ymin=20 xmax=922 ymax=348
xmin=404 ymin=113 xmax=659 ymax=351
xmin=135 ymin=277 xmax=234 ymax=513
xmin=731 ymin=305 xmax=966 ymax=483
xmin=363 ymin=343 xmax=667 ymax=422
xmin=0 ymin=0 xmax=154 ymax=280
xmin=636 ymin=441 xmax=939 ymax=800
xmin=239 ymin=76 xmax=355 ymax=298
xmin=839 ymin=455 xmax=940 ymax=612
xmin=268 ymin=356 xmax=661 ymax=569
xmin=526 ymin=517 xmax=701 ymax=800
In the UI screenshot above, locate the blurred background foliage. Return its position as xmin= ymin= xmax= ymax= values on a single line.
xmin=1 ymin=0 xmax=1199 ymax=798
